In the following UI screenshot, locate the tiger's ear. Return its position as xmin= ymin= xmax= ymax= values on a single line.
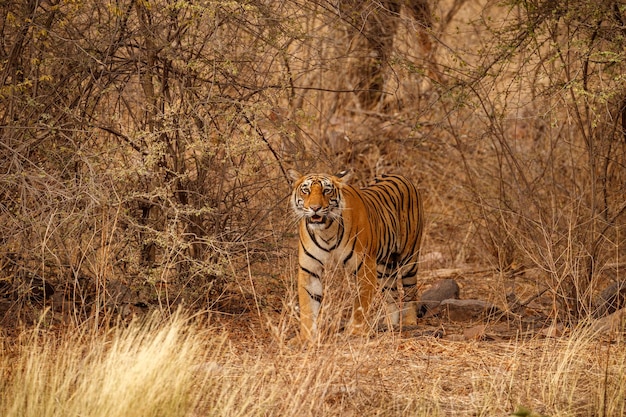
xmin=287 ymin=169 xmax=302 ymax=185
xmin=334 ymin=169 xmax=354 ymax=184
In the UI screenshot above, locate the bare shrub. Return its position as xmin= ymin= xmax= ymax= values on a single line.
xmin=0 ymin=0 xmax=302 ymax=322
xmin=449 ymin=0 xmax=626 ymax=321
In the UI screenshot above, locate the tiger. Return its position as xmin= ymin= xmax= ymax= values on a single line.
xmin=288 ymin=169 xmax=424 ymax=342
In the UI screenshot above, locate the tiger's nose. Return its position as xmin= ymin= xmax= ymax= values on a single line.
xmin=309 ymin=204 xmax=321 ymax=212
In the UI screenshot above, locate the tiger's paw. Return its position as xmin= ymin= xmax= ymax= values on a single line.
xmin=401 ymin=301 xmax=418 ymax=326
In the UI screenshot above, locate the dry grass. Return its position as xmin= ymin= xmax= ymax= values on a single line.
xmin=0 ymin=312 xmax=214 ymax=417
xmin=1 ymin=311 xmax=624 ymax=417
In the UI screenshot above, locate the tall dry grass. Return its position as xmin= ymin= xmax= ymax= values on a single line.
xmin=0 ymin=312 xmax=215 ymax=417
xmin=1 ymin=310 xmax=624 ymax=417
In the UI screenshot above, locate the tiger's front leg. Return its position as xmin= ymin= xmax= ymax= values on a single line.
xmin=297 ymin=266 xmax=323 ymax=342
xmin=349 ymin=257 xmax=378 ymax=336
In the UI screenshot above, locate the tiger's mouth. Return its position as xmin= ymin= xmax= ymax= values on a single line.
xmin=308 ymin=214 xmax=324 ymax=223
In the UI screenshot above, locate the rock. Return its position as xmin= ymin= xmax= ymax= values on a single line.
xmin=439 ymin=299 xmax=501 ymax=322
xmin=416 ymin=279 xmax=460 ymax=318
xmin=590 ymin=307 xmax=626 ymax=335
xmin=445 ymin=333 xmax=466 ymax=342
xmin=538 ymin=323 xmax=564 ymax=338
xmin=463 ymin=324 xmax=487 ymax=340
xmin=18 ymin=273 xmax=55 ymax=302
xmin=505 ymin=292 xmax=522 ymax=312
xmin=592 ymin=281 xmax=626 ymax=318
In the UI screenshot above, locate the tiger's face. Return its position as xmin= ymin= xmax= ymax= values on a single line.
xmin=288 ymin=170 xmax=352 ymax=228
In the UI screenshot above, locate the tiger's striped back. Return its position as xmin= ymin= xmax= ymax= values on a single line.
xmin=358 ymin=174 xmax=423 ymax=291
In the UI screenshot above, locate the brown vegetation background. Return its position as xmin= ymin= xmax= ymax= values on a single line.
xmin=1 ymin=2 xmax=626 ymax=416
xmin=1 ymin=0 xmax=625 ymax=332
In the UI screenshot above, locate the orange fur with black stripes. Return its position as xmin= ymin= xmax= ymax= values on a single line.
xmin=288 ymin=169 xmax=423 ymax=342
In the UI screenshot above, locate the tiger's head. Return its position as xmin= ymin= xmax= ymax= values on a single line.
xmin=288 ymin=169 xmax=353 ymax=229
